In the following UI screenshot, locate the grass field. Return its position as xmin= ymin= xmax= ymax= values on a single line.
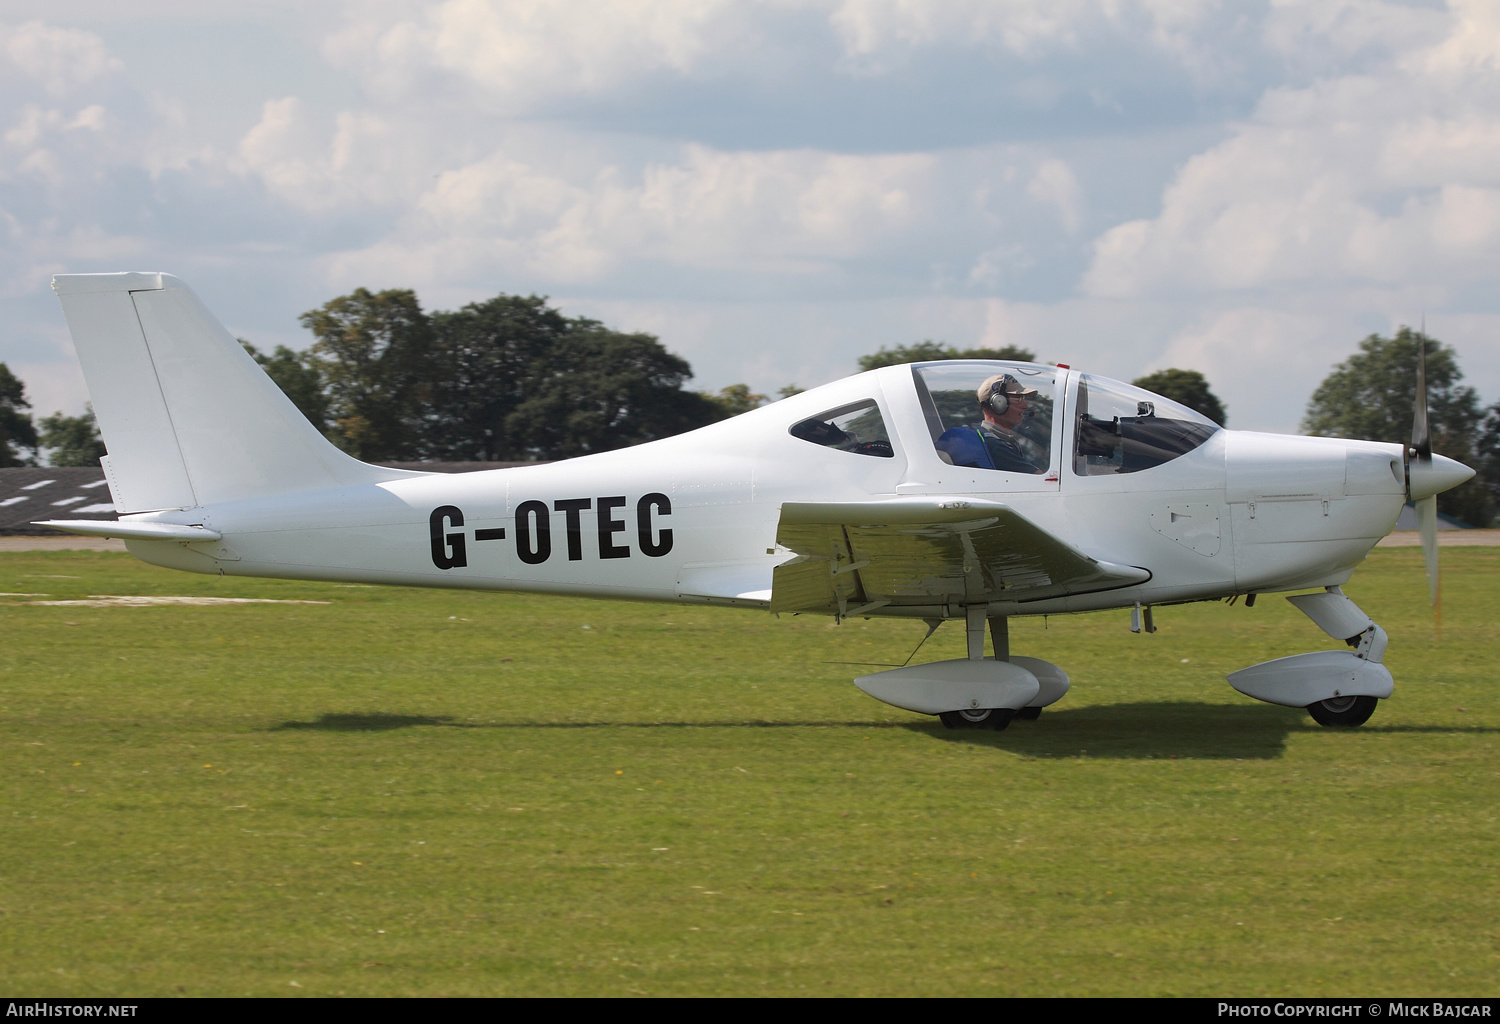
xmin=1 ymin=547 xmax=1496 ymax=997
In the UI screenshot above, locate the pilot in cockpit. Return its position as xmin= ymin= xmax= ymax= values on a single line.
xmin=936 ymin=373 xmax=1045 ymax=474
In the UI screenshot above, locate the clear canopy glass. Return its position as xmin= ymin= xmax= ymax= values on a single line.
xmin=788 ymin=400 xmax=895 ymax=458
xmin=1073 ymin=374 xmax=1219 ymax=476
xmin=912 ymin=362 xmax=1056 ymax=475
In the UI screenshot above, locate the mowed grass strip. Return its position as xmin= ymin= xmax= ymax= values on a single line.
xmin=0 ymin=549 xmax=1495 ymax=996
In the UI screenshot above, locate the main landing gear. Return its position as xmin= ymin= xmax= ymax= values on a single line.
xmin=852 ymin=607 xmax=1070 ymax=728
xmin=939 ymin=708 xmax=1015 ymax=731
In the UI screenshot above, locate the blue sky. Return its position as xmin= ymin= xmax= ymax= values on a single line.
xmin=3 ymin=0 xmax=1497 ymax=433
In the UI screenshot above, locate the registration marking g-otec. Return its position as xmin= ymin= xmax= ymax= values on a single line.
xmin=429 ymin=493 xmax=673 ymax=570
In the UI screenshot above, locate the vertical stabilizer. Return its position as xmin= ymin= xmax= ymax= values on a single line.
xmin=53 ymin=272 xmax=411 ymax=513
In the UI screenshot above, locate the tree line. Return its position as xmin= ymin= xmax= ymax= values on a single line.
xmin=271 ymin=288 xmax=736 ymax=463
xmin=1 ymin=291 xmax=1496 ymax=524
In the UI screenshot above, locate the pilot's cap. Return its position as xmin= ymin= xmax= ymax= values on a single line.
xmin=977 ymin=373 xmax=1038 ymax=404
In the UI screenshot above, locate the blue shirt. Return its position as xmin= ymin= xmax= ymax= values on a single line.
xmin=936 ymin=424 xmax=1041 ymax=474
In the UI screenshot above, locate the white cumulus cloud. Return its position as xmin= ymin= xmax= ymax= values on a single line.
xmin=1083 ymin=5 xmax=1500 ymax=302
xmin=323 ymin=141 xmax=939 ymax=288
xmin=324 ymin=0 xmax=745 ymax=109
xmin=237 ymin=96 xmax=433 ymax=210
xmin=1 ymin=21 xmax=121 ymax=97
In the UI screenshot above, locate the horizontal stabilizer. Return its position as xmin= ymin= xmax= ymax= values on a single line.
xmin=33 ymin=519 xmax=223 ymax=542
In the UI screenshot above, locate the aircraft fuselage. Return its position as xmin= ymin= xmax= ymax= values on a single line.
xmin=120 ymin=363 xmax=1409 ymax=620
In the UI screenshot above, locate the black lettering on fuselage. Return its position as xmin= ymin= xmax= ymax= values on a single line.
xmin=554 ymin=498 xmax=592 ymax=561
xmin=429 ymin=505 xmax=467 ymax=569
xmin=597 ymin=496 xmax=630 ymax=559
xmin=637 ymin=492 xmax=673 ymax=557
xmin=515 ymin=500 xmax=551 ymax=564
xmin=429 ymin=494 xmax=672 ymax=566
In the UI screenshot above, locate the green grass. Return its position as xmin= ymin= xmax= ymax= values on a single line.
xmin=1 ymin=548 xmax=1496 ymax=997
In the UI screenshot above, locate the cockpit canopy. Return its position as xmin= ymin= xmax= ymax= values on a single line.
xmin=784 ymin=359 xmax=1220 ymax=478
xmin=912 ymin=362 xmax=1056 ymax=474
xmin=788 ymin=400 xmax=895 ymax=458
xmin=1073 ymin=374 xmax=1219 ymax=475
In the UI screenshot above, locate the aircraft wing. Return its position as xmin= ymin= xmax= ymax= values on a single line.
xmin=772 ymin=498 xmax=1149 ymax=616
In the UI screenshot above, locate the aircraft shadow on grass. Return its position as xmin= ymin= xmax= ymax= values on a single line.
xmin=275 ymin=713 xmax=459 ymax=732
xmin=922 ymin=701 xmax=1305 ymax=759
xmin=272 ymin=702 xmax=1498 ymax=760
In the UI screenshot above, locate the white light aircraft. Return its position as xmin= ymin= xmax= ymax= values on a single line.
xmin=38 ymin=273 xmax=1475 ymax=730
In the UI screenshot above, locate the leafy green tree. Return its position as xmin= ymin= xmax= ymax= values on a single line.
xmin=702 ymin=384 xmax=768 ymax=418
xmin=777 ymin=384 xmax=805 ymax=399
xmin=299 ymin=289 xmax=434 ymax=461
xmin=300 ymin=287 xmax=732 ymax=462
xmin=38 ymin=406 xmax=107 ymax=467
xmin=0 ymin=363 xmax=38 ymax=467
xmin=1303 ymin=327 xmax=1486 ymax=525
xmin=241 ymin=340 xmax=330 ymax=434
xmin=1476 ymin=402 xmax=1500 ymax=527
xmin=419 ymin=295 xmax=725 ymax=461
xmin=421 ymin=295 xmax=581 ymax=461
xmin=502 ymin=322 xmax=725 ymax=459
xmin=858 ymin=341 xmax=1037 ymax=372
xmin=1132 ymin=368 xmax=1227 ymax=426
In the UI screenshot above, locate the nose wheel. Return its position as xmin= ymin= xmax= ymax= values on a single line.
xmin=939 ymin=708 xmax=1014 ymax=731
xmin=1306 ymin=695 xmax=1378 ymax=727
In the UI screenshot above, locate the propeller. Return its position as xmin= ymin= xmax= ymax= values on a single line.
xmin=1407 ymin=334 xmax=1441 ymax=630
xmin=1403 ymin=332 xmax=1479 ymax=631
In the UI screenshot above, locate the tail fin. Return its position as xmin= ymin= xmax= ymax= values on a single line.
xmin=52 ymin=272 xmax=411 ymax=513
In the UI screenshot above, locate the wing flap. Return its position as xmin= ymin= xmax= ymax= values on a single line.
xmin=676 ymin=561 xmax=774 ymax=607
xmin=772 ymin=498 xmax=1148 ymax=615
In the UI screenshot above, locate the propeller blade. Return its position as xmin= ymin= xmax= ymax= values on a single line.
xmin=1409 ymin=334 xmax=1443 ymax=634
xmin=1415 ymin=493 xmax=1441 ymax=633
xmin=1411 ymin=333 xmax=1431 ymax=465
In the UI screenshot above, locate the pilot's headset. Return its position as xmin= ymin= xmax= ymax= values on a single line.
xmin=977 ymin=373 xmax=1036 ymax=417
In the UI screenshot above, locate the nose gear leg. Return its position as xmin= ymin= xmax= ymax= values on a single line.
xmin=1226 ymin=586 xmax=1392 ymax=727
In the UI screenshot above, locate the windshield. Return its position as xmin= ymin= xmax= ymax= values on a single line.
xmin=912 ymin=362 xmax=1056 ymax=475
xmin=1073 ymin=374 xmax=1219 ymax=475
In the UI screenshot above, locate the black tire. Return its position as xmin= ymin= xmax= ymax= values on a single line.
xmin=1306 ymin=695 xmax=1378 ymax=727
xmin=938 ymin=708 xmax=1013 ymax=731
xmin=1015 ymin=707 xmax=1042 ymax=721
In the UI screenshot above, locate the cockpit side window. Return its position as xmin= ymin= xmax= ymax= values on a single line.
xmin=1073 ymin=375 xmax=1219 ymax=475
xmin=912 ymin=362 xmax=1055 ymax=474
xmin=789 ymin=401 xmax=895 ymax=458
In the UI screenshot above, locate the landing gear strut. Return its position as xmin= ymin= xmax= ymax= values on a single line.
xmin=850 ymin=606 xmax=1068 ymax=723
xmin=1227 ymin=587 xmax=1393 ymax=728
